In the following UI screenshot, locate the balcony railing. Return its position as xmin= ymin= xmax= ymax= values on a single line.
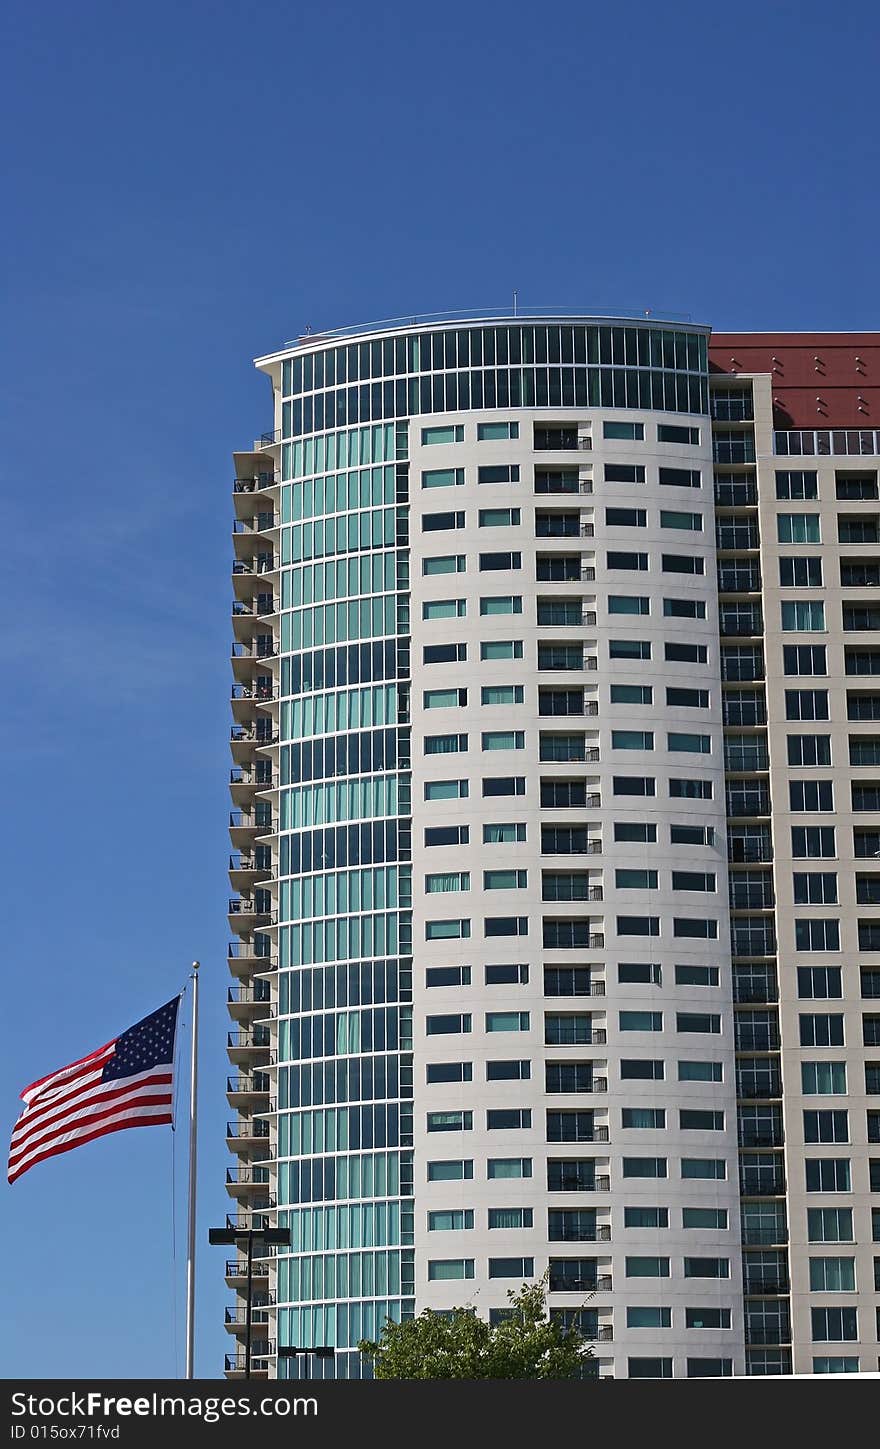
xmin=226 ymin=1120 xmax=271 ymax=1139
xmin=228 ymin=984 xmax=272 ymax=1006
xmin=545 ymin=1028 xmax=607 ymax=1047
xmin=225 ymin=1259 xmax=270 ymax=1278
xmin=233 ymin=474 xmax=278 ymax=493
xmin=549 ymin=1272 xmax=612 ymax=1290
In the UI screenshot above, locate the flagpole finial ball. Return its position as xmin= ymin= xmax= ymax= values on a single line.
xmin=192 ymin=960 xmax=200 ymax=971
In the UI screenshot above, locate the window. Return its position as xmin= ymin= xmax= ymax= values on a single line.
xmin=426 ymin=919 xmax=471 ymax=941
xmin=668 ymin=734 xmax=711 ymax=755
xmin=428 ymin=1259 xmax=474 ymax=1280
xmin=627 ymin=1307 xmax=672 ymax=1328
xmin=667 ymin=687 xmax=709 ymax=708
xmin=789 ymin=780 xmax=834 ymax=811
xmin=422 ymin=468 xmax=465 ymax=489
xmin=483 ymin=822 xmax=527 ymax=843
xmin=487 ymin=1158 xmax=532 ymax=1179
xmin=605 ymin=464 xmax=646 ymax=483
xmin=425 ymin=872 xmax=470 ymax=895
xmin=481 ymin=685 xmax=524 ymax=706
xmin=778 ymin=513 xmax=821 ymax=543
xmin=681 ymin=1107 xmax=721 ymax=1130
xmin=425 ymin=732 xmax=468 ymax=755
xmin=839 ymin=514 xmax=880 ymax=544
xmin=811 ymin=1308 xmax=858 ymax=1342
xmin=611 ymin=684 xmax=653 ymax=704
xmin=488 ymin=1208 xmax=533 ymax=1229
xmin=482 ymin=776 xmax=526 ymax=798
xmin=427 ymin=1062 xmax=473 ymax=1083
xmin=487 ymin=1108 xmax=531 ymax=1129
xmin=426 ymin=964 xmax=472 ymax=988
xmin=683 ymin=1258 xmax=729 ymax=1279
xmin=673 ymin=919 xmax=718 ymax=940
xmin=613 ymin=775 xmax=655 ymax=796
xmin=604 ymin=420 xmax=644 ymax=440
xmin=425 ymin=779 xmax=469 ymax=801
xmin=480 ymin=595 xmax=522 ymax=615
xmin=427 ymin=1160 xmax=473 ymax=1181
xmin=659 ymin=424 xmax=699 ymax=444
xmin=685 ymin=1306 xmax=731 ymax=1328
xmin=662 ymin=553 xmax=704 ymax=574
xmin=791 ymin=826 xmax=836 ymax=859
xmin=813 ymin=1358 xmax=860 ymax=1374
xmin=836 ymin=473 xmax=878 ymax=500
xmin=807 ymin=1208 xmax=853 ymax=1242
xmin=628 ymin=1359 xmax=673 ymax=1379
xmin=423 ymin=510 xmax=465 ymax=533
xmin=537 ymin=555 xmax=583 ymax=581
xmin=422 ymin=425 xmax=464 ymax=445
xmin=661 ymin=510 xmax=702 ymax=531
xmin=617 ymin=916 xmax=660 ymax=937
xmin=622 ymin=1109 xmax=666 ymax=1128
xmin=798 ymin=966 xmax=842 ymax=999
xmin=664 ymin=599 xmax=707 ymax=621
xmin=540 ymin=733 xmax=587 ymax=763
xmin=677 ymin=1012 xmax=721 ymax=1033
xmin=626 ymin=1257 xmax=670 ymax=1277
xmin=427 ymin=1111 xmax=473 ymax=1133
xmin=607 ymin=551 xmax=648 ymax=571
xmin=485 ymin=963 xmax=529 ymax=985
xmin=612 ymin=730 xmax=653 ymax=750
xmin=427 ymin=1210 xmax=474 ymax=1231
xmin=659 ymin=466 xmax=701 ymax=487
xmin=424 ymin=643 xmax=467 ymax=664
xmin=780 ymin=556 xmax=823 ymax=587
xmin=610 ymin=639 xmax=651 ymax=661
xmin=480 ymin=551 xmax=522 ymax=571
xmin=624 ymin=1206 xmax=668 ymax=1228
xmin=546 ymin=1062 xmax=597 ymax=1093
xmin=482 ymin=730 xmax=525 ymax=752
xmin=480 ymin=639 xmax=523 ymax=660
xmin=614 ymin=824 xmax=657 ymax=846
xmin=478 ymin=421 xmax=519 ymax=441
xmin=620 ymin=1010 xmax=662 ymax=1031
xmin=426 ymin=824 xmax=470 ymax=847
xmin=666 ymin=643 xmax=708 ymax=665
xmin=426 ymin=1013 xmax=471 ymax=1036
xmin=669 ymin=778 xmax=712 ymax=799
xmin=621 ymin=1059 xmax=664 ymax=1080
xmin=776 ymin=470 xmax=818 ymax=500
xmin=785 ymin=689 xmax=829 ymax=721
xmin=486 ymin=1011 xmax=529 ymax=1033
xmin=681 ymin=1159 xmax=726 ymax=1180
xmin=794 ymin=918 xmax=840 ymax=951
xmin=486 ymin=916 xmax=528 ymax=937
xmin=423 ymin=598 xmax=467 ymax=620
xmin=478 ymin=465 xmax=520 ymax=485
xmin=606 ymin=506 xmax=646 ymax=528
xmin=784 ymin=644 xmax=827 ymax=675
xmin=547 ymin=1110 xmax=596 ymax=1143
xmin=802 ymin=1062 xmax=847 ymax=1095
xmin=793 ymin=873 xmax=838 ymax=905
xmin=803 ymin=1111 xmax=849 ymax=1144
xmin=479 ymin=507 xmax=521 ymax=528
xmin=424 ymin=554 xmax=466 ymax=575
xmin=675 ymin=965 xmax=719 ymax=986
xmin=622 ymin=1157 xmax=667 ymax=1178
xmin=788 ymin=734 xmax=832 ymax=766
xmin=616 ymin=870 xmax=658 ymax=891
xmin=782 ymin=601 xmax=826 ymax=631
xmin=486 ymin=1060 xmax=531 ymax=1081
xmin=805 ymin=1159 xmax=851 ymax=1192
xmin=608 ymin=594 xmax=650 ymax=615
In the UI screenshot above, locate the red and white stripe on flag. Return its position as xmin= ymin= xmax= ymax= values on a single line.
xmin=8 ymin=998 xmax=179 ymax=1184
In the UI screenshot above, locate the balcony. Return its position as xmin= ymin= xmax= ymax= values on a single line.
xmin=233 ymin=515 xmax=277 ymax=536
xmin=226 ymin=1075 xmax=271 ymax=1105
xmin=233 ymin=472 xmax=278 ymax=495
xmin=549 ymin=1272 xmax=612 ymax=1290
xmin=232 ymin=556 xmax=276 ymax=577
xmin=230 ymin=724 xmax=279 ymax=746
xmin=226 ymin=1119 xmax=271 ymax=1144
xmin=227 ymin=942 xmax=278 ymax=979
xmin=545 ymin=1029 xmax=607 ymax=1047
xmin=229 ymin=810 xmax=274 ymax=836
xmin=225 ymin=1300 xmax=275 ymax=1327
xmin=744 ymin=1323 xmax=792 ymax=1346
xmin=225 ymin=1347 xmax=274 ymax=1376
xmin=226 ymin=1166 xmax=271 ymax=1187
xmin=739 ymin=1175 xmax=786 ymax=1197
xmin=225 ymin=1259 xmax=271 ymax=1284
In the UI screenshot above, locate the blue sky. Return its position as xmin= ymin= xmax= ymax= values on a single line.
xmin=2 ymin=0 xmax=878 ymax=1378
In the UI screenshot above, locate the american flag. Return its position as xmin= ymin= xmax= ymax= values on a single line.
xmin=8 ymin=997 xmax=181 ymax=1185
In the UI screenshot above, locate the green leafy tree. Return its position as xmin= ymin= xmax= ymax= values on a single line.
xmin=358 ymin=1276 xmax=593 ymax=1379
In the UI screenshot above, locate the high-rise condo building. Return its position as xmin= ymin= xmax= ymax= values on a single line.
xmin=225 ymin=315 xmax=879 ymax=1378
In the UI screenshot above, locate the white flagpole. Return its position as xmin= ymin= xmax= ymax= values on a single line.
xmin=185 ymin=960 xmax=200 ymax=1379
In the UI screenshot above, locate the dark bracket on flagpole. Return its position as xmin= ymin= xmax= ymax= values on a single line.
xmin=208 ymin=1225 xmax=291 ymax=1379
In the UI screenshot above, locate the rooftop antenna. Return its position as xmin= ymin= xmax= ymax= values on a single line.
xmin=513 ymin=289 xmax=518 ymax=317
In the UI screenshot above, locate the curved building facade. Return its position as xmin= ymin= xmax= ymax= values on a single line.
xmin=227 ymin=315 xmax=746 ymax=1378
